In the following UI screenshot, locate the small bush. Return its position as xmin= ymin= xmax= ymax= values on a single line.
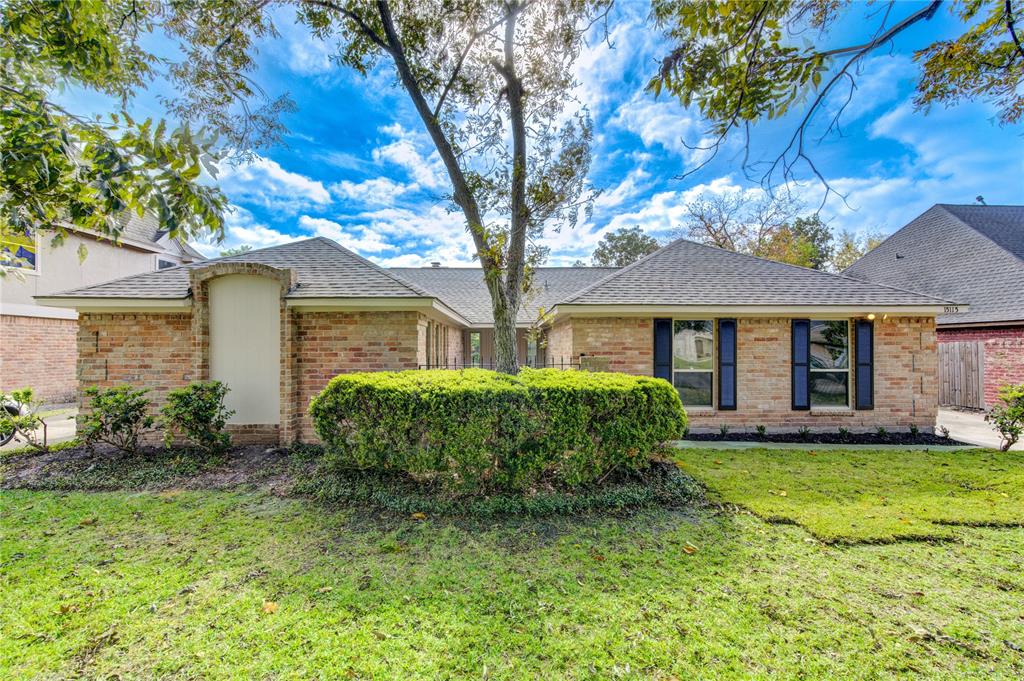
xmin=309 ymin=368 xmax=687 ymax=494
xmin=939 ymin=425 xmax=951 ymax=439
xmin=755 ymin=425 xmax=767 ymax=440
xmin=161 ymin=381 xmax=234 ymax=455
xmin=798 ymin=426 xmax=811 ymax=440
xmin=80 ymin=386 xmax=154 ymax=453
xmin=837 ymin=426 xmax=850 ymax=440
xmin=0 ymin=388 xmax=46 ymax=451
xmin=909 ymin=424 xmax=920 ymax=437
xmin=986 ymin=383 xmax=1024 ymax=452
xmin=876 ymin=426 xmax=888 ymax=438
xmin=719 ymin=423 xmax=730 ymax=437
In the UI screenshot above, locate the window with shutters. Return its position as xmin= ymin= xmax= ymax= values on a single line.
xmin=809 ymin=320 xmax=850 ymax=408
xmin=672 ymin=319 xmax=714 ymax=407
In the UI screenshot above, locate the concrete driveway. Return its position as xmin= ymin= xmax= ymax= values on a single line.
xmin=937 ymin=408 xmax=1023 ymax=451
xmin=0 ymin=406 xmax=77 ymax=452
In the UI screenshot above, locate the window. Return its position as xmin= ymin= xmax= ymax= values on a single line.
xmin=469 ymin=332 xmax=482 ymax=366
xmin=672 ymin=319 xmax=714 ymax=407
xmin=157 ymin=259 xmax=177 ymax=270
xmin=809 ymin=320 xmax=850 ymax=407
xmin=0 ymin=227 xmax=38 ymax=271
xmin=526 ymin=336 xmax=538 ymax=367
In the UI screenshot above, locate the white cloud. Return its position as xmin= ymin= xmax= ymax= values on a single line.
xmin=372 ymin=124 xmax=447 ymax=190
xmin=218 ymin=154 xmax=332 ymax=213
xmin=610 ymin=94 xmax=708 ymax=162
xmin=298 ymin=215 xmax=397 ymax=253
xmin=190 ymin=205 xmax=301 ymax=257
xmin=330 ymin=177 xmax=416 ymax=205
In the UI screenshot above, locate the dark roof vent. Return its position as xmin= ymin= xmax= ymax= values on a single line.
xmin=430 ymin=262 xmax=441 ymax=268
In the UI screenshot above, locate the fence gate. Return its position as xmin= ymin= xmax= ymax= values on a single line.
xmin=938 ymin=341 xmax=984 ymax=410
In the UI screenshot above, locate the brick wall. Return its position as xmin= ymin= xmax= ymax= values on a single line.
xmin=288 ymin=310 xmax=422 ymax=441
xmin=567 ymin=315 xmax=937 ymax=432
xmin=939 ymin=326 xmax=1024 ymax=408
xmin=77 ymin=313 xmax=193 ymax=442
xmin=545 ymin=318 xmax=573 ymax=363
xmin=1 ymin=315 xmax=78 ymax=403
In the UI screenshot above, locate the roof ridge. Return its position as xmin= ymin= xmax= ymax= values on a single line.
xmin=563 ymin=236 xmax=956 ymax=306
xmin=560 ymin=238 xmax=678 ymax=304
xmin=937 ymin=205 xmax=1024 ymax=266
xmin=312 ymin=236 xmax=442 ymax=299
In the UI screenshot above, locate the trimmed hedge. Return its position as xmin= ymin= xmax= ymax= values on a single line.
xmin=308 ymin=368 xmax=687 ymax=493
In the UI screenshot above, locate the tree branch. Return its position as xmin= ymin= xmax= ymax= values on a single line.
xmin=1007 ymin=0 xmax=1024 ymax=62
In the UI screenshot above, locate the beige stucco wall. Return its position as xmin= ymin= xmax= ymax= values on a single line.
xmin=209 ymin=274 xmax=282 ymax=425
xmin=1 ymin=233 xmax=177 ymax=316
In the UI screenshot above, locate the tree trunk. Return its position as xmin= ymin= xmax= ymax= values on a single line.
xmin=492 ymin=297 xmax=518 ymax=374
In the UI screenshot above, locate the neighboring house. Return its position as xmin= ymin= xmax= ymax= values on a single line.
xmin=0 ymin=214 xmax=205 ymax=402
xmin=37 ymin=236 xmax=954 ymax=444
xmin=844 ymin=204 xmax=1024 ymax=410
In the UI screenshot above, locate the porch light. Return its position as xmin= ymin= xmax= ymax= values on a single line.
xmin=866 ymin=313 xmax=876 ymax=320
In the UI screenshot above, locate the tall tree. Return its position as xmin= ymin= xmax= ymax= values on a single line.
xmin=680 ymin=190 xmax=832 ymax=269
xmin=831 ymin=229 xmax=886 ymax=271
xmin=648 ymin=0 xmax=1024 ymax=194
xmin=591 ymin=226 xmax=660 ymax=267
xmin=161 ymin=1 xmax=606 ymax=373
xmin=0 ymin=0 xmax=226 ymax=270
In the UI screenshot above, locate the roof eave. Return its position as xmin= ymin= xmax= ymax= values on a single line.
xmin=285 ymin=296 xmax=470 ymax=327
xmin=549 ymin=303 xmax=960 ymax=320
xmin=34 ymin=296 xmax=191 ymax=312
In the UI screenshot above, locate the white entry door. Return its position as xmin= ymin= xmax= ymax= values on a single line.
xmin=208 ymin=274 xmax=281 ymax=424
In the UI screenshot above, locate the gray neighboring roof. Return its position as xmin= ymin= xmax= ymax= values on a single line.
xmin=562 ymin=238 xmax=954 ymax=308
xmin=392 ymin=266 xmax=618 ymax=325
xmin=46 ymin=237 xmax=434 ymax=300
xmin=844 ymin=204 xmax=1024 ymax=326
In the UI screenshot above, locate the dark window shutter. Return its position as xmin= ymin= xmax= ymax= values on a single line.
xmin=653 ymin=318 xmax=672 ymax=381
xmin=792 ymin=319 xmax=810 ymax=410
xmin=718 ymin=319 xmax=737 ymax=410
xmin=855 ymin=320 xmax=874 ymax=410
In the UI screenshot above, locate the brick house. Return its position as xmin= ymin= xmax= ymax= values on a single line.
xmin=38 ymin=236 xmax=955 ymax=444
xmin=1 ymin=214 xmax=205 ymax=402
xmin=845 ymin=205 xmax=1024 ymax=410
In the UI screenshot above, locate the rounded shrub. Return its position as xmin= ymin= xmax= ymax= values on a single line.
xmin=309 ymin=368 xmax=686 ymax=494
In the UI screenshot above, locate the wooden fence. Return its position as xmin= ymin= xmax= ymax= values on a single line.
xmin=938 ymin=341 xmax=984 ymax=410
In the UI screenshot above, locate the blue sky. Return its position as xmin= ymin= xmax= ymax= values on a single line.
xmin=69 ymin=2 xmax=1024 ymax=266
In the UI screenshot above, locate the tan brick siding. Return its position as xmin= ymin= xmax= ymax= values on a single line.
xmin=1 ymin=315 xmax=78 ymax=403
xmin=290 ymin=310 xmax=422 ymax=441
xmin=567 ymin=315 xmax=938 ymax=432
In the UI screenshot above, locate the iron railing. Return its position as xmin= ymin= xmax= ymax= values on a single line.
xmin=418 ymin=356 xmax=583 ymax=371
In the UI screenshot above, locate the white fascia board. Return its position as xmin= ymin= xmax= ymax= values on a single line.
xmin=286 ymin=297 xmax=470 ymax=327
xmin=0 ymin=302 xmax=79 ymax=320
xmin=33 ymin=297 xmax=191 ymax=313
xmin=550 ymin=303 xmax=957 ymax=320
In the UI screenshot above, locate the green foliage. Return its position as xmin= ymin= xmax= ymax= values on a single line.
xmin=909 ymin=423 xmax=920 ymax=437
xmin=1 ymin=437 xmax=80 ymax=458
xmin=0 ymin=0 xmax=227 ymax=267
xmin=755 ymin=424 xmax=767 ymax=439
xmin=309 ymin=368 xmax=687 ymax=494
xmin=591 ymin=226 xmax=660 ymax=267
xmin=161 ymin=381 xmax=233 ymax=455
xmin=719 ymin=423 xmax=730 ymax=437
xmin=0 ymin=387 xmax=46 ymax=451
xmin=831 ymin=229 xmax=885 ymax=271
xmin=876 ymin=426 xmax=888 ymax=438
xmin=797 ymin=425 xmax=811 ymax=441
xmin=837 ymin=426 xmax=850 ymax=439
xmin=219 ymin=245 xmax=253 ymax=257
xmin=986 ymin=383 xmax=1024 ymax=452
xmin=648 ymin=1 xmax=1022 ymax=187
xmin=80 ymin=386 xmax=154 ymax=454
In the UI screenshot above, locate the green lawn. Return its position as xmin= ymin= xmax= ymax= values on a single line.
xmin=2 ymin=449 xmax=1024 ymax=678
xmin=676 ymin=447 xmax=1024 ymax=543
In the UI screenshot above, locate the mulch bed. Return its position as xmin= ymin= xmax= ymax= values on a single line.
xmin=685 ymin=431 xmax=972 ymax=446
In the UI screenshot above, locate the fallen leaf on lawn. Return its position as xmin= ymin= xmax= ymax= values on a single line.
xmin=682 ymin=543 xmax=698 ymax=555
xmin=714 ymin=460 xmax=723 ymax=465
xmin=778 ymin=490 xmax=788 ymax=497
xmin=1001 ymin=493 xmax=1009 ymax=498
xmin=316 ymin=586 xmax=333 ymax=594
xmin=79 ymin=517 xmax=98 ymax=526
xmin=262 ymin=601 xmax=278 ymax=614
xmin=592 ymin=553 xmax=605 ymax=562
xmin=410 ymin=512 xmax=427 ymax=521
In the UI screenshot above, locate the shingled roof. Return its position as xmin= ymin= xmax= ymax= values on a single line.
xmin=392 ymin=266 xmax=617 ymax=325
xmin=45 ymin=237 xmax=433 ymax=300
xmin=559 ymin=238 xmax=953 ymax=308
xmin=844 ymin=204 xmax=1024 ymax=325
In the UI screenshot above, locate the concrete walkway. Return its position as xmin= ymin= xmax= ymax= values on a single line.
xmin=0 ymin=406 xmax=77 ymax=452
xmin=938 ymin=408 xmax=1022 ymax=451
xmin=673 ymin=440 xmax=978 ymax=452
